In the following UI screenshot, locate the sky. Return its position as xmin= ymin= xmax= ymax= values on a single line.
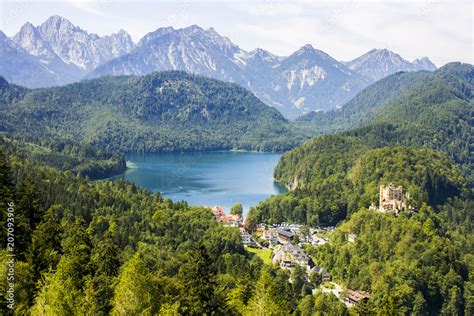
xmin=0 ymin=0 xmax=472 ymax=66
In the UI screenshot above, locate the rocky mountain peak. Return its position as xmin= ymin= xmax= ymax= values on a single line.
xmin=138 ymin=27 xmax=175 ymax=45
xmin=33 ymin=15 xmax=135 ymax=70
xmin=13 ymin=22 xmax=55 ymax=58
xmin=413 ymin=57 xmax=437 ymax=70
xmin=346 ymin=48 xmax=436 ymax=82
xmin=296 ymin=44 xmax=316 ymax=54
xmin=41 ymin=15 xmax=77 ymax=33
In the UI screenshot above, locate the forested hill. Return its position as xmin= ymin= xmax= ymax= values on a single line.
xmin=0 ymin=145 xmax=336 ymax=314
xmin=286 ymin=62 xmax=473 ymax=187
xmin=250 ymin=62 xmax=473 ymax=227
xmin=0 ymin=71 xmax=303 ymax=152
xmin=296 ymin=62 xmax=473 ymax=136
xmin=245 ymin=63 xmax=473 ymax=314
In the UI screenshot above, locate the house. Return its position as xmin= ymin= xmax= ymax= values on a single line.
xmin=289 ymin=225 xmax=302 ymax=235
xmin=276 ymin=229 xmax=294 ymax=244
xmin=219 ymin=214 xmax=241 ymax=226
xmin=211 ymin=206 xmax=241 ymax=226
xmin=344 ymin=290 xmax=370 ymax=306
xmin=241 ymin=232 xmax=255 ymax=246
xmin=273 ymin=243 xmax=311 ymax=269
xmin=311 ymin=235 xmax=329 ymax=246
xmin=263 ymin=229 xmax=279 ymax=245
xmin=211 ymin=206 xmax=225 ymax=220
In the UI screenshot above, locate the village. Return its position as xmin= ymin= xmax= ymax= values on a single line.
xmin=209 ymin=183 xmax=410 ymax=308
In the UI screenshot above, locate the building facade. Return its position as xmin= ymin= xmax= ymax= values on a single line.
xmin=378 ymin=183 xmax=408 ymax=214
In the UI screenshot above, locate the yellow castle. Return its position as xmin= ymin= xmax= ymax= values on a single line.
xmin=372 ymin=183 xmax=409 ymax=214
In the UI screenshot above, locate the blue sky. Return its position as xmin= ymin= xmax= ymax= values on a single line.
xmin=0 ymin=0 xmax=472 ymax=66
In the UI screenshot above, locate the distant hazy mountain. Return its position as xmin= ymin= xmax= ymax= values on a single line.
xmin=296 ymin=62 xmax=469 ymax=138
xmin=1 ymin=15 xmax=438 ymax=117
xmin=89 ymin=27 xmax=368 ymax=117
xmin=33 ymin=15 xmax=135 ymax=71
xmin=412 ymin=57 xmax=437 ymax=71
xmin=6 ymin=15 xmax=135 ymax=87
xmin=257 ymin=44 xmax=368 ymax=115
xmin=345 ymin=48 xmax=436 ymax=82
xmin=0 ymin=31 xmax=62 ymax=88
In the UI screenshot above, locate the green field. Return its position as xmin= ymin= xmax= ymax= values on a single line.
xmin=246 ymin=247 xmax=273 ymax=265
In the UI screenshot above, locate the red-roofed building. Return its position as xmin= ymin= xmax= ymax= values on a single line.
xmin=211 ymin=206 xmax=225 ymax=220
xmin=211 ymin=206 xmax=241 ymax=226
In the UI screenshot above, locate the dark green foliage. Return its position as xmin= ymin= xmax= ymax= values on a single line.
xmin=178 ymin=245 xmax=228 ymax=314
xmin=1 ymin=137 xmax=126 ymax=180
xmin=230 ymin=203 xmax=243 ymax=217
xmin=0 ymin=71 xmax=304 ymax=153
xmin=27 ymin=206 xmax=63 ymax=280
xmin=254 ymin=62 xmax=473 ymax=227
xmin=0 ymin=145 xmax=316 ymax=314
xmin=297 ymin=291 xmax=348 ymax=316
xmin=306 ymin=207 xmax=473 ymax=314
xmin=252 ymin=145 xmax=467 ymax=227
xmin=0 ymin=76 xmax=27 ymax=108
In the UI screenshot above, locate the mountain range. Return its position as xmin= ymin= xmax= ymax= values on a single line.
xmin=1 ymin=15 xmax=437 ymax=117
xmin=252 ymin=61 xmax=473 ymax=226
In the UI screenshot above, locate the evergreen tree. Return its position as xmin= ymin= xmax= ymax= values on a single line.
xmin=178 ymin=244 xmax=228 ymax=314
xmin=27 ymin=205 xmax=63 ymax=280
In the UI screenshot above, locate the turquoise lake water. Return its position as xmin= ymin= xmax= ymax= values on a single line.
xmin=112 ymin=151 xmax=287 ymax=215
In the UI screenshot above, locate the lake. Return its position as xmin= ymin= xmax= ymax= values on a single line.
xmin=112 ymin=151 xmax=287 ymax=215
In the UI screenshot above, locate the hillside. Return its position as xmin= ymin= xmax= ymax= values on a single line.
xmin=295 ymin=63 xmax=473 ymax=173
xmin=0 ymin=137 xmax=125 ymax=180
xmin=0 ymin=71 xmax=303 ymax=152
xmin=0 ymin=143 xmax=332 ymax=314
xmin=297 ymin=63 xmax=472 ymax=135
xmin=250 ymin=62 xmax=473 ymax=226
xmin=306 ymin=206 xmax=473 ymax=314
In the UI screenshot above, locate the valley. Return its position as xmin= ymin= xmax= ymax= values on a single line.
xmin=1 ymin=62 xmax=472 ymax=314
xmin=0 ymin=12 xmax=472 ymax=316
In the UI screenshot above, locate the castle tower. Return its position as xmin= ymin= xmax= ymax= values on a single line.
xmin=378 ymin=183 xmax=406 ymax=213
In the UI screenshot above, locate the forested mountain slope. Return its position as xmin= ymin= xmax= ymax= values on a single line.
xmin=245 ymin=63 xmax=473 ymax=315
xmin=250 ymin=62 xmax=473 ymax=226
xmin=0 ymin=71 xmax=303 ymax=152
xmin=293 ymin=62 xmax=473 ymax=178
xmin=306 ymin=205 xmax=473 ymax=314
xmin=0 ymin=145 xmax=339 ymax=314
xmin=296 ymin=63 xmax=472 ymax=138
